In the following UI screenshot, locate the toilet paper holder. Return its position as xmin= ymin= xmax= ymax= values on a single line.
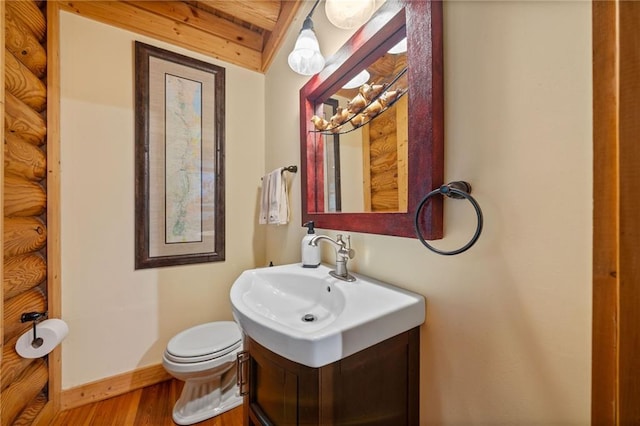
xmin=21 ymin=311 xmax=48 ymax=349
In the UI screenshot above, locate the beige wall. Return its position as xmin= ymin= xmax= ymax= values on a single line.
xmin=57 ymin=0 xmax=592 ymax=422
xmin=265 ymin=1 xmax=592 ymax=425
xmin=59 ymin=12 xmax=266 ymax=388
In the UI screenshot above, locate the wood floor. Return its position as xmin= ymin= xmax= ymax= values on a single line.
xmin=49 ymin=379 xmax=243 ymax=425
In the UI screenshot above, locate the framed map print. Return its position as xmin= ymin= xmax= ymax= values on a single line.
xmin=134 ymin=41 xmax=225 ymax=269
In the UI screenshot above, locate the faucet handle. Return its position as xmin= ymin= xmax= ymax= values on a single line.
xmin=345 ymin=248 xmax=355 ymax=259
xmin=345 ymin=235 xmax=355 ymax=258
xmin=336 ymin=235 xmax=355 ymax=259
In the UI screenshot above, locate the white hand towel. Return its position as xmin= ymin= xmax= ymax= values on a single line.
xmin=259 ymin=168 xmax=290 ymax=225
xmin=259 ymin=171 xmax=271 ymax=224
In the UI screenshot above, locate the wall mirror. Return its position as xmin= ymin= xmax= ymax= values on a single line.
xmin=300 ymin=0 xmax=444 ymax=238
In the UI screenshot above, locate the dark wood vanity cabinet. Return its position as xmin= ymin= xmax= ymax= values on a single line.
xmin=241 ymin=327 xmax=420 ymax=426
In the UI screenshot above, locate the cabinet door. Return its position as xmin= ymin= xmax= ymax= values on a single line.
xmin=245 ymin=329 xmax=419 ymax=426
xmin=330 ymin=329 xmax=420 ymax=425
xmin=247 ymin=338 xmax=320 ymax=426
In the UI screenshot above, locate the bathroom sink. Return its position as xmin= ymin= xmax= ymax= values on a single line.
xmin=230 ymin=263 xmax=425 ymax=368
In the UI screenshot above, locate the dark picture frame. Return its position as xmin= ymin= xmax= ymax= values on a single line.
xmin=134 ymin=41 xmax=225 ymax=269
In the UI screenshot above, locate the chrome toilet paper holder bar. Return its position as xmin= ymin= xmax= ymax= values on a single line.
xmin=21 ymin=311 xmax=48 ymax=349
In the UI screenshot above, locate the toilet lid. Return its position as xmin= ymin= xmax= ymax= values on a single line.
xmin=166 ymin=321 xmax=241 ymax=361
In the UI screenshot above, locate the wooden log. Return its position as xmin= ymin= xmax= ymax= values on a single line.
xmin=370 ymin=151 xmax=398 ymax=174
xmin=3 ymin=287 xmax=46 ymax=344
xmin=3 ymin=217 xmax=47 ymax=259
xmin=4 ymin=91 xmax=47 ymax=146
xmin=4 ymin=253 xmax=47 ymax=301
xmin=5 ymin=6 xmax=47 ymax=78
xmin=0 ymin=359 xmax=48 ymax=426
xmin=5 ymin=133 xmax=47 ymax=180
xmin=1 ymin=334 xmax=36 ymax=391
xmin=12 ymin=392 xmax=48 ymax=426
xmin=5 ymin=48 xmax=47 ymax=112
xmin=6 ymin=0 xmax=46 ymax=42
xmin=371 ymin=169 xmax=399 ymax=192
xmin=31 ymin=399 xmax=55 ymax=426
xmin=371 ymin=136 xmax=397 ymax=150
xmin=372 ymin=189 xmax=399 ymax=212
xmin=4 ymin=174 xmax=47 ymax=217
xmin=368 ymin=116 xmax=396 ymax=138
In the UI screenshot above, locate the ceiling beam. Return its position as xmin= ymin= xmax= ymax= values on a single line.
xmin=197 ymin=0 xmax=280 ymax=31
xmin=59 ymin=1 xmax=262 ymax=72
xmin=129 ymin=1 xmax=263 ymax=52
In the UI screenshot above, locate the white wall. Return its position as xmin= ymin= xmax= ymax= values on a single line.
xmin=265 ymin=1 xmax=592 ymax=424
xmin=59 ymin=12 xmax=266 ymax=388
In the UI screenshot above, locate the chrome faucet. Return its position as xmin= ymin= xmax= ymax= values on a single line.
xmin=309 ymin=234 xmax=356 ymax=282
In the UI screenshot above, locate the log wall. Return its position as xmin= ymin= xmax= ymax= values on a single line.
xmin=2 ymin=1 xmax=51 ymax=424
xmin=363 ymin=96 xmax=408 ymax=213
xmin=362 ymin=56 xmax=408 ymax=213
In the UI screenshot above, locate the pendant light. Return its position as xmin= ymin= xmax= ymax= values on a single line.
xmin=325 ymin=0 xmax=376 ymax=30
xmin=288 ymin=0 xmax=325 ymax=76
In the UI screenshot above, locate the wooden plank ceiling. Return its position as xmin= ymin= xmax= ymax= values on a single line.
xmin=59 ymin=0 xmax=303 ymax=73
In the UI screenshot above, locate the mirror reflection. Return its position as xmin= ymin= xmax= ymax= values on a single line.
xmin=301 ymin=0 xmax=443 ymax=239
xmin=310 ymin=32 xmax=408 ymax=214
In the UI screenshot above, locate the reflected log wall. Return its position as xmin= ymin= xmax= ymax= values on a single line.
xmin=2 ymin=0 xmax=50 ymax=424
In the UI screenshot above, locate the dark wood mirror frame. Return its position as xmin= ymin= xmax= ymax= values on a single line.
xmin=299 ymin=0 xmax=444 ymax=239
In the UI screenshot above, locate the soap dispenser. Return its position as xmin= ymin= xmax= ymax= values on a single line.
xmin=301 ymin=221 xmax=321 ymax=268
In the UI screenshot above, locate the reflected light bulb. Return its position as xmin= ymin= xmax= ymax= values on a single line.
xmin=342 ymin=69 xmax=370 ymax=89
xmin=388 ymin=37 xmax=407 ymax=54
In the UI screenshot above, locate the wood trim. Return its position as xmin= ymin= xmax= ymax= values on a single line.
xmin=592 ymin=0 xmax=640 ymax=423
xmin=46 ymin=0 xmax=63 ymax=418
xmin=617 ymin=2 xmax=640 ymax=422
xmin=59 ymin=364 xmax=172 ymax=411
xmin=362 ymin=122 xmax=372 ymax=212
xmin=260 ymin=0 xmax=302 ymax=73
xmin=592 ymin=2 xmax=618 ymax=423
xmin=1 ymin=0 xmax=6 ymax=382
xmin=396 ymin=95 xmax=408 ymax=212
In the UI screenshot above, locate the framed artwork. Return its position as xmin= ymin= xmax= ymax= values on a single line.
xmin=134 ymin=41 xmax=225 ymax=269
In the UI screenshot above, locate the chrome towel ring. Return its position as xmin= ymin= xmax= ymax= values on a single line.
xmin=414 ymin=181 xmax=483 ymax=255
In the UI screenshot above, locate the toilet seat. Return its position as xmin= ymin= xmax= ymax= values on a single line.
xmin=165 ymin=321 xmax=242 ymax=364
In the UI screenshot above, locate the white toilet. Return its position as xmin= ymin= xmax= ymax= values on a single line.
xmin=162 ymin=321 xmax=244 ymax=425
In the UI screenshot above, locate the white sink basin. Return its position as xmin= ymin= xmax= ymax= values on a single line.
xmin=230 ymin=263 xmax=425 ymax=368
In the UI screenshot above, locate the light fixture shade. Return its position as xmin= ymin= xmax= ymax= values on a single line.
xmin=288 ymin=27 xmax=325 ymax=75
xmin=388 ymin=37 xmax=407 ymax=54
xmin=325 ymin=0 xmax=376 ymax=30
xmin=342 ymin=69 xmax=370 ymax=89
